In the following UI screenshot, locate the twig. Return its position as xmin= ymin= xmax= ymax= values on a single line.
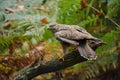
xmin=88 ymin=5 xmax=120 ymax=28
xmin=105 ymin=16 xmax=120 ymax=28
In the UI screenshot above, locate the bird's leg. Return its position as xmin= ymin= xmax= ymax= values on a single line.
xmin=56 ymin=36 xmax=79 ymax=61
xmin=60 ymin=42 xmax=69 ymax=61
xmin=61 ymin=42 xmax=69 ymax=54
xmin=56 ymin=36 xmax=79 ymax=46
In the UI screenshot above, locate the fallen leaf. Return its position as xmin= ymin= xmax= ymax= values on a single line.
xmin=3 ymin=21 xmax=12 ymax=28
xmin=17 ymin=5 xmax=24 ymax=11
xmin=40 ymin=5 xmax=49 ymax=13
xmin=40 ymin=17 xmax=48 ymax=25
xmin=5 ymin=8 xmax=16 ymax=13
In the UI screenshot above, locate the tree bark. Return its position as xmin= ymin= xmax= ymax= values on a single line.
xmin=14 ymin=41 xmax=104 ymax=80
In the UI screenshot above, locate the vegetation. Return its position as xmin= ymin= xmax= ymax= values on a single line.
xmin=0 ymin=0 xmax=120 ymax=80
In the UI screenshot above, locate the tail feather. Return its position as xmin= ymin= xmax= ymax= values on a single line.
xmin=77 ymin=43 xmax=97 ymax=60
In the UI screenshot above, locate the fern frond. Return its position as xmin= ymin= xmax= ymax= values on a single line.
xmin=107 ymin=0 xmax=120 ymax=17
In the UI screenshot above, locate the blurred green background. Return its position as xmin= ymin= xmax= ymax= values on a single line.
xmin=0 ymin=0 xmax=120 ymax=80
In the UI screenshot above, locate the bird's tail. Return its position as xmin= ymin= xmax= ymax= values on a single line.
xmin=77 ymin=42 xmax=97 ymax=60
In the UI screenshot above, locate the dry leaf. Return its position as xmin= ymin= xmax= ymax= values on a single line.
xmin=40 ymin=17 xmax=48 ymax=25
xmin=5 ymin=8 xmax=16 ymax=13
xmin=40 ymin=5 xmax=49 ymax=13
xmin=81 ymin=0 xmax=88 ymax=8
xmin=17 ymin=5 xmax=24 ymax=11
xmin=16 ymin=0 xmax=23 ymax=3
xmin=3 ymin=21 xmax=12 ymax=28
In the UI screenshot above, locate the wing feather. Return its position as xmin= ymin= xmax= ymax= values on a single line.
xmin=54 ymin=24 xmax=100 ymax=41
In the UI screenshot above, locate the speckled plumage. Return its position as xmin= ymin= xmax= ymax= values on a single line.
xmin=49 ymin=23 xmax=101 ymax=60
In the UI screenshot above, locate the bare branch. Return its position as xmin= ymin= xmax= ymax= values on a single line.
xmin=89 ymin=5 xmax=120 ymax=28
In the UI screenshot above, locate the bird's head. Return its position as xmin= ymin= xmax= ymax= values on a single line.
xmin=48 ymin=23 xmax=59 ymax=32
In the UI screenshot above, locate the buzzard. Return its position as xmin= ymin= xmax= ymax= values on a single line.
xmin=48 ymin=24 xmax=101 ymax=60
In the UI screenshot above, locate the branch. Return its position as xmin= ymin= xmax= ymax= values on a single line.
xmin=14 ymin=41 xmax=104 ymax=80
xmin=81 ymin=0 xmax=120 ymax=28
xmin=89 ymin=6 xmax=120 ymax=28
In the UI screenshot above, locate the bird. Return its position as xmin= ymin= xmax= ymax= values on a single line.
xmin=48 ymin=23 xmax=101 ymax=60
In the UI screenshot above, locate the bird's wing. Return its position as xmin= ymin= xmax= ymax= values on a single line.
xmin=55 ymin=29 xmax=100 ymax=41
xmin=57 ymin=24 xmax=91 ymax=36
xmin=57 ymin=24 xmax=85 ymax=31
xmin=71 ymin=25 xmax=86 ymax=31
xmin=55 ymin=30 xmax=90 ymax=40
xmin=71 ymin=26 xmax=100 ymax=41
xmin=53 ymin=24 xmax=100 ymax=41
